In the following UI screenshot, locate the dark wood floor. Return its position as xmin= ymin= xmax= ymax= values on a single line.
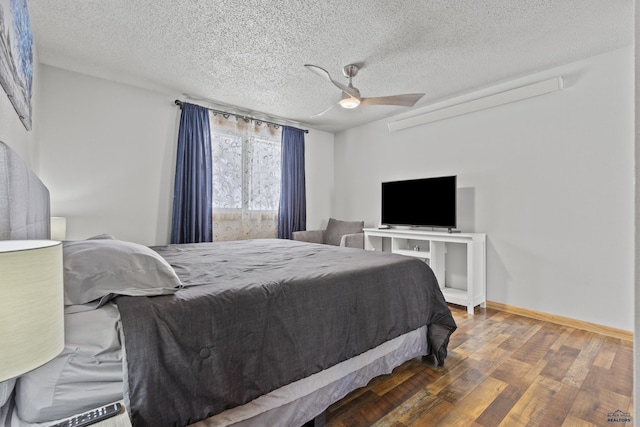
xmin=324 ymin=305 xmax=634 ymax=427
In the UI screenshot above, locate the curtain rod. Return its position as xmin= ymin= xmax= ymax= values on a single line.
xmin=174 ymin=100 xmax=309 ymax=134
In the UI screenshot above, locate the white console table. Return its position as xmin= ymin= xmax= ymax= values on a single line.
xmin=363 ymin=228 xmax=486 ymax=315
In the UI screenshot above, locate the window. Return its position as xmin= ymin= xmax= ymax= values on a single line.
xmin=210 ymin=114 xmax=282 ymax=241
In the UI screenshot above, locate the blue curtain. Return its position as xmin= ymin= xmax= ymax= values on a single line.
xmin=170 ymin=103 xmax=213 ymax=243
xmin=278 ymin=126 xmax=306 ymax=239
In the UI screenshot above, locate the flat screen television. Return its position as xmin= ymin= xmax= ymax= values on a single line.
xmin=381 ymin=175 xmax=457 ymax=230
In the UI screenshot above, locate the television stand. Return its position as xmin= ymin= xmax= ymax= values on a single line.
xmin=363 ymin=228 xmax=486 ymax=314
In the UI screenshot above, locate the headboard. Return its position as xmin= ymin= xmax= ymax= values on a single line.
xmin=0 ymin=141 xmax=52 ymax=407
xmin=0 ymin=141 xmax=50 ymax=240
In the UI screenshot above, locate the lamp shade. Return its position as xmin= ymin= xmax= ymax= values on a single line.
xmin=50 ymin=217 xmax=67 ymax=241
xmin=0 ymin=240 xmax=64 ymax=382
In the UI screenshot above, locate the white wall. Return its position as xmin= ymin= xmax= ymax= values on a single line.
xmin=304 ymin=128 xmax=335 ymax=230
xmin=37 ymin=65 xmax=180 ymax=245
xmin=334 ymin=47 xmax=634 ymax=331
xmin=37 ymin=65 xmax=334 ymax=245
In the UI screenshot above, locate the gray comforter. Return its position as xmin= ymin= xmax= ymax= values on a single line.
xmin=116 ymin=239 xmax=456 ymax=427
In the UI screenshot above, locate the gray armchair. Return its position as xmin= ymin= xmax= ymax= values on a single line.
xmin=292 ymin=218 xmax=364 ymax=249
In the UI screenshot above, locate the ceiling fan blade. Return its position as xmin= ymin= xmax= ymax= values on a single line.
xmin=360 ymin=93 xmax=425 ymax=107
xmin=310 ymin=102 xmax=339 ymax=118
xmin=304 ymin=64 xmax=361 ymax=99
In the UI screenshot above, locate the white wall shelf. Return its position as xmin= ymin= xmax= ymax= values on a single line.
xmin=363 ymin=228 xmax=486 ymax=315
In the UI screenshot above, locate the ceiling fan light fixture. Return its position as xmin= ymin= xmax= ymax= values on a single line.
xmin=306 ymin=63 xmax=423 ymax=117
xmin=339 ymin=97 xmax=360 ymax=109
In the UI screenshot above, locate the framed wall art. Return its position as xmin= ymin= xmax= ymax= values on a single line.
xmin=0 ymin=0 xmax=32 ymax=130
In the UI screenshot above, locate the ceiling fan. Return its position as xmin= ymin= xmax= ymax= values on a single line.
xmin=304 ymin=64 xmax=425 ymax=117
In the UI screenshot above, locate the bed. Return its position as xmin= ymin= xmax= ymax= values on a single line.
xmin=0 ymin=141 xmax=456 ymax=427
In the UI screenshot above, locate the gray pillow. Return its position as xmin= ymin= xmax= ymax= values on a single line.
xmin=324 ymin=218 xmax=364 ymax=246
xmin=86 ymin=233 xmax=117 ymax=240
xmin=63 ymin=238 xmax=183 ymax=306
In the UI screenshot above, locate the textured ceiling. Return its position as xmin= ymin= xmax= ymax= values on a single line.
xmin=28 ymin=0 xmax=634 ymax=133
